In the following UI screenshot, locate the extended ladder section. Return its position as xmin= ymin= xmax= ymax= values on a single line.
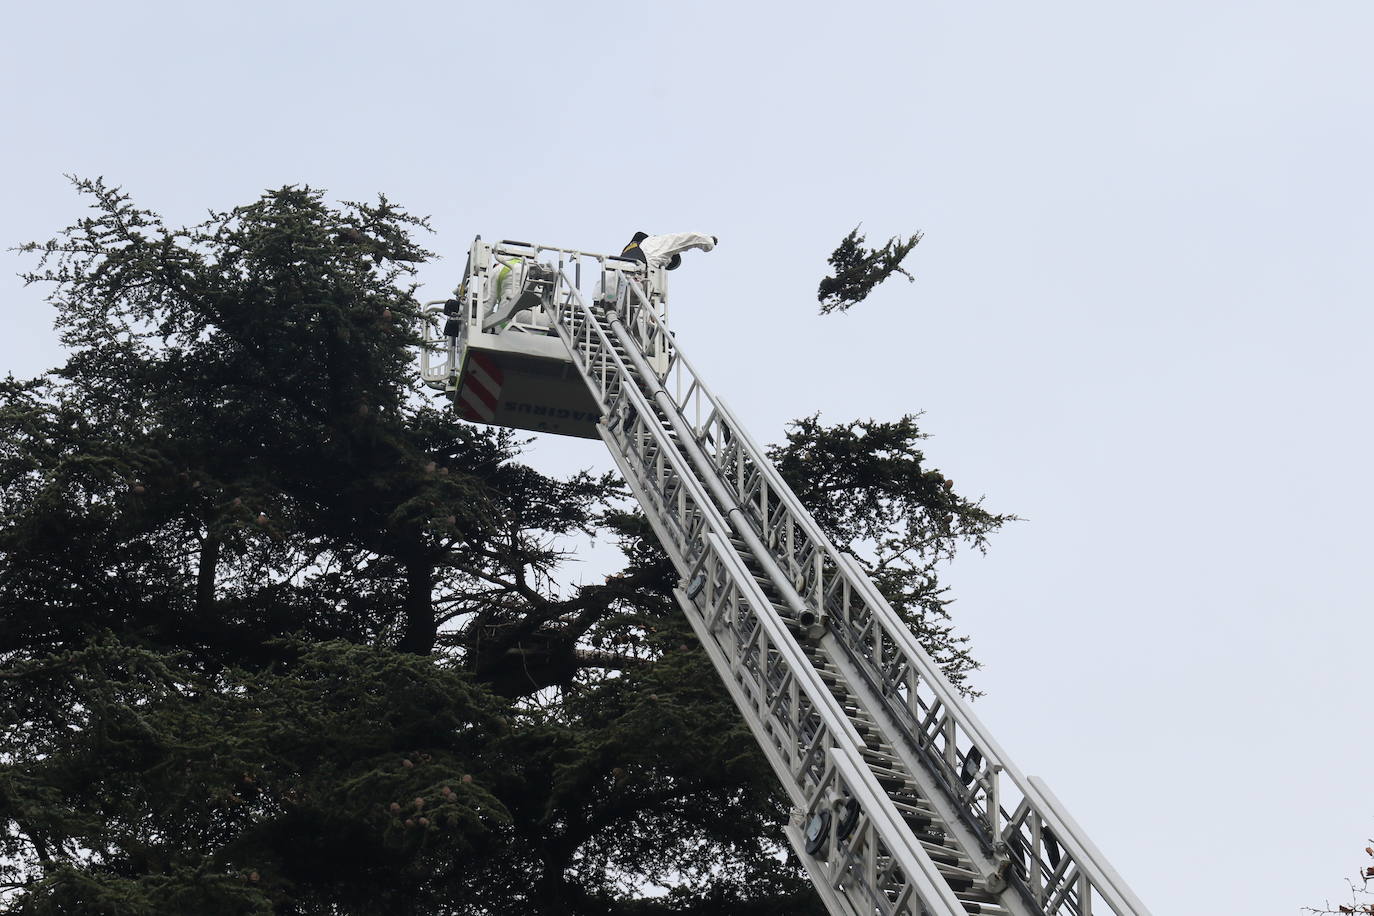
xmin=427 ymin=242 xmax=1153 ymax=916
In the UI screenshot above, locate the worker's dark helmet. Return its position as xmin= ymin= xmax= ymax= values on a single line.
xmin=666 ymin=254 xmax=682 ymax=270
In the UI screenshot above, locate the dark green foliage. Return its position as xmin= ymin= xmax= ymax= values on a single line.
xmin=1 ymin=639 xmax=511 ymax=914
xmin=770 ymin=415 xmax=1015 ymax=693
xmin=816 ymin=226 xmax=922 ymax=314
xmin=0 ymin=181 xmax=999 ymax=913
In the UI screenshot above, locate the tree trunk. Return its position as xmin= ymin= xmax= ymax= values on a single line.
xmin=396 ymin=556 xmax=436 ymax=655
xmin=195 ymin=531 xmax=220 ymax=617
xmin=536 ymin=841 xmax=576 ymax=916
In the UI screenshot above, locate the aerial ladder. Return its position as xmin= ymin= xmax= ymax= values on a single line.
xmin=420 ymin=239 xmax=1153 ymax=916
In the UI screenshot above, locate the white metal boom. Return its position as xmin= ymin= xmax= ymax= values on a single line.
xmin=421 ymin=240 xmax=1153 ymax=916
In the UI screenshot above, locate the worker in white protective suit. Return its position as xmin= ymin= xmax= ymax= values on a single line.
xmin=620 ymin=231 xmax=717 ymax=270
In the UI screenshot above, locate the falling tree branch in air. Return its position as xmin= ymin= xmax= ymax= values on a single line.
xmin=817 ymin=225 xmax=923 ymax=315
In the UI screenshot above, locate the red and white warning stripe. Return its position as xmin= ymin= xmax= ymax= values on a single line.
xmin=456 ymin=352 xmax=502 ymax=423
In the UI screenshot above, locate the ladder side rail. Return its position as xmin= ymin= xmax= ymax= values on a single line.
xmin=613 ymin=423 xmax=968 ymax=916
xmin=612 ymin=274 xmax=1013 ymax=825
xmin=612 ymin=276 xmax=1150 ymax=916
xmin=560 ymin=290 xmax=966 ymax=916
xmin=685 ymin=526 xmax=969 ymax=916
xmin=600 ymin=302 xmax=822 ymax=639
xmin=607 ymin=277 xmax=1024 ymax=891
xmin=1024 ymin=778 xmax=1152 ymax=916
xmin=550 ymin=272 xmax=625 ymax=411
xmin=544 ymin=274 xmax=972 ymax=916
xmin=824 ymin=745 xmax=978 ymax=916
xmin=834 ymin=555 xmax=1148 ymax=916
xmin=706 ymin=399 xmax=1141 ymax=916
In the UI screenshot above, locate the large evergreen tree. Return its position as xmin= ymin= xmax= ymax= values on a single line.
xmin=0 ymin=181 xmax=1007 ymax=914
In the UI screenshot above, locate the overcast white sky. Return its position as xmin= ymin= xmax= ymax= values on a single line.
xmin=4 ymin=2 xmax=1371 ymax=912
